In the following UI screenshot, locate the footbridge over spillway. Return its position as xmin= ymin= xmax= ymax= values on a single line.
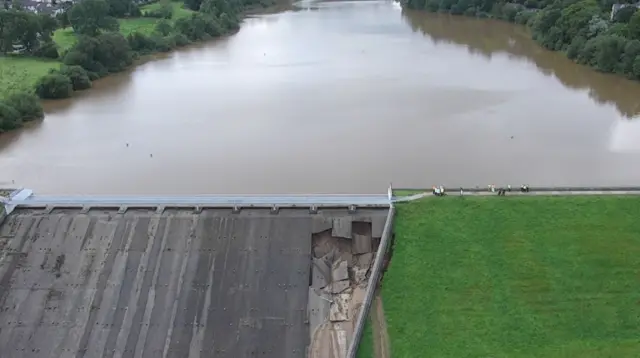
xmin=0 ymin=189 xmax=394 ymax=358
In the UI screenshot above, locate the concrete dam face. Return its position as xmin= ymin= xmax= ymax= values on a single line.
xmin=0 ymin=206 xmax=389 ymax=358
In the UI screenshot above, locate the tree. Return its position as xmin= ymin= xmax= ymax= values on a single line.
xmin=155 ymin=19 xmax=172 ymax=36
xmin=107 ymin=0 xmax=135 ymax=17
xmin=0 ymin=101 xmax=22 ymax=132
xmin=69 ymin=0 xmax=119 ymax=36
xmin=144 ymin=0 xmax=173 ymax=18
xmin=567 ymin=36 xmax=586 ymax=60
xmin=591 ymin=35 xmax=627 ymax=72
xmin=59 ymin=65 xmax=92 ymax=90
xmin=34 ymin=41 xmax=59 ymax=59
xmin=185 ymin=0 xmax=203 ymax=11
xmin=4 ymin=92 xmax=43 ymax=120
xmin=64 ymin=33 xmax=133 ymax=75
xmin=632 ymin=55 xmax=640 ymax=78
xmin=628 ymin=11 xmax=640 ymax=40
xmin=35 ymin=73 xmax=73 ymax=99
xmin=0 ymin=10 xmax=59 ymax=54
xmin=621 ymin=39 xmax=640 ymax=75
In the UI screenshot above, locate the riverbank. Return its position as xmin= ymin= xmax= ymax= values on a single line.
xmin=402 ymin=0 xmax=640 ymax=84
xmin=0 ymin=1 xmax=195 ymax=99
xmin=382 ymin=195 xmax=640 ymax=357
xmin=0 ymin=0 xmax=281 ymax=134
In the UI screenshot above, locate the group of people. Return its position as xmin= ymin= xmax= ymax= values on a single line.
xmin=488 ymin=184 xmax=531 ymax=195
xmin=431 ymin=184 xmax=531 ymax=197
xmin=432 ymin=186 xmax=446 ymax=196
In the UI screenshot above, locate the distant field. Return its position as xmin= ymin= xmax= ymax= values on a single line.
xmin=383 ymin=196 xmax=640 ymax=358
xmin=0 ymin=56 xmax=59 ymax=96
xmin=1 ymin=1 xmax=194 ymax=97
xmin=54 ymin=1 xmax=195 ymax=49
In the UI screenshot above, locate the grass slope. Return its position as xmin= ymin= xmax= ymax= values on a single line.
xmin=383 ymin=196 xmax=640 ymax=358
xmin=1 ymin=1 xmax=195 ymax=97
xmin=357 ymin=318 xmax=374 ymax=358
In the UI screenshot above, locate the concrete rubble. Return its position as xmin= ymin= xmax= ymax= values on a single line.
xmin=308 ymin=216 xmax=381 ymax=358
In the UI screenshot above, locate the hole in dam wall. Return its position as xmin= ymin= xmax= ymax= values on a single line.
xmin=0 ymin=206 xmax=389 ymax=358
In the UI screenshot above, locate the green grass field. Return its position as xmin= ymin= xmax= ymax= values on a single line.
xmin=357 ymin=318 xmax=374 ymax=358
xmin=0 ymin=56 xmax=60 ymax=96
xmin=383 ymin=196 xmax=640 ymax=358
xmin=1 ymin=1 xmax=194 ymax=98
xmin=53 ymin=1 xmax=195 ymax=49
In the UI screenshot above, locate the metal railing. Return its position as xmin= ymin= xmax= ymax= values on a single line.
xmin=346 ymin=205 xmax=395 ymax=358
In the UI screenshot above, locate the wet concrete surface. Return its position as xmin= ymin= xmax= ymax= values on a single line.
xmin=0 ymin=207 xmax=388 ymax=358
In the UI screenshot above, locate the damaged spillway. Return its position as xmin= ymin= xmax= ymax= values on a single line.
xmin=0 ymin=205 xmax=389 ymax=358
xmin=308 ymin=218 xmax=383 ymax=358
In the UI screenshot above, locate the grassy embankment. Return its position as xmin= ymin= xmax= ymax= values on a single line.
xmin=383 ymin=195 xmax=640 ymax=357
xmin=356 ymin=318 xmax=374 ymax=358
xmin=0 ymin=1 xmax=194 ymax=98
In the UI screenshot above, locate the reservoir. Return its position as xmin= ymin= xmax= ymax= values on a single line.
xmin=1 ymin=0 xmax=640 ymax=194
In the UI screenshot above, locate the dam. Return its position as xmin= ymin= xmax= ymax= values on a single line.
xmin=0 ymin=190 xmax=393 ymax=358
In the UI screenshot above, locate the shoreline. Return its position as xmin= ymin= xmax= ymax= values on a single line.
xmin=2 ymin=1 xmax=290 ymax=125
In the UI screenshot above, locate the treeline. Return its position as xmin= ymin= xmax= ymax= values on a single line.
xmin=0 ymin=0 xmax=255 ymax=133
xmin=402 ymin=0 xmax=640 ymax=82
xmin=0 ymin=10 xmax=59 ymax=58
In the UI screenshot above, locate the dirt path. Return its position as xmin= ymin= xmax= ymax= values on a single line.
xmin=370 ymin=294 xmax=391 ymax=358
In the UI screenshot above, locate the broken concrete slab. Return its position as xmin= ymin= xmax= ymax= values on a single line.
xmin=331 ymin=260 xmax=349 ymax=282
xmin=356 ymin=252 xmax=374 ymax=268
xmin=339 ymin=250 xmax=355 ymax=268
xmin=352 ymin=234 xmax=372 ymax=254
xmin=311 ymin=258 xmax=330 ymax=289
xmin=331 ymin=217 xmax=352 ymax=239
xmin=329 ymin=293 xmax=351 ymax=322
xmin=328 ymin=280 xmax=350 ymax=294
xmin=352 ymin=267 xmax=369 ymax=286
xmin=371 ymin=215 xmax=386 ymax=238
xmin=321 ymin=248 xmax=337 ymax=265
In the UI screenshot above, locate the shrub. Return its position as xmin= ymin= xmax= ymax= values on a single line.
xmin=0 ymin=102 xmax=22 ymax=132
xmin=35 ymin=74 xmax=73 ymax=99
xmin=130 ymin=5 xmax=142 ymax=17
xmin=175 ymin=13 xmax=223 ymax=41
xmin=4 ymin=92 xmax=43 ymax=121
xmin=127 ymin=32 xmax=156 ymax=53
xmin=59 ymin=65 xmax=92 ymax=90
xmin=34 ymin=41 xmax=60 ymax=59
xmin=150 ymin=34 xmax=173 ymax=52
xmin=64 ymin=33 xmax=132 ymax=75
xmin=171 ymin=33 xmax=190 ymax=47
xmin=144 ymin=1 xmax=173 ymax=19
xmin=155 ymin=19 xmax=172 ymax=36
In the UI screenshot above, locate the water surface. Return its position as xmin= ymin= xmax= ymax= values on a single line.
xmin=1 ymin=1 xmax=640 ymax=194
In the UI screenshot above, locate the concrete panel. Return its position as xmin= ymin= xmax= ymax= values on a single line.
xmin=371 ymin=215 xmax=386 ymax=239
xmin=331 ymin=260 xmax=349 ymax=282
xmin=312 ymin=217 xmax=333 ymax=234
xmin=308 ymin=288 xmax=331 ymax=337
xmin=331 ymin=218 xmax=352 ymax=239
xmin=352 ymin=234 xmax=372 ymax=255
xmin=356 ymin=253 xmax=374 ymax=268
xmin=328 ymin=281 xmax=350 ymax=294
xmin=311 ymin=258 xmax=330 ymax=289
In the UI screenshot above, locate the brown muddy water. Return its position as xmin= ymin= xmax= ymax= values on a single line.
xmin=1 ymin=0 xmax=640 ymax=195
